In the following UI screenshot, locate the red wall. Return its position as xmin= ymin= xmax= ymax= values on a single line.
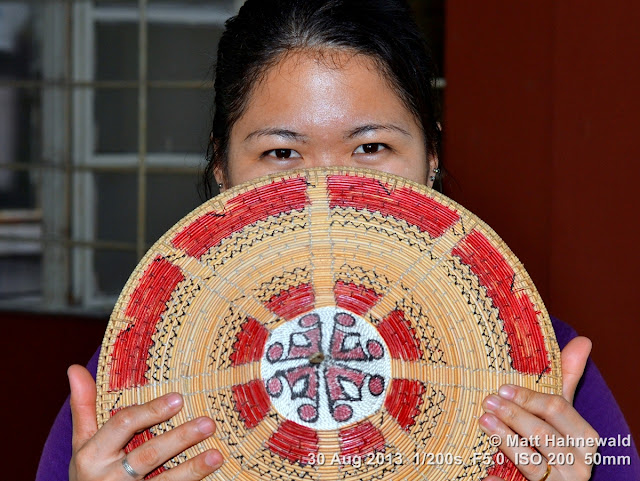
xmin=445 ymin=0 xmax=640 ymax=439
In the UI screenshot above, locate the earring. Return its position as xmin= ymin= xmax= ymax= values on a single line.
xmin=217 ymin=183 xmax=223 ymax=189
xmin=430 ymin=167 xmax=440 ymax=182
xmin=430 ymin=176 xmax=436 ymax=181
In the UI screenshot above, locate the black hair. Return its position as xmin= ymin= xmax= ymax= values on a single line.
xmin=202 ymin=0 xmax=441 ymax=198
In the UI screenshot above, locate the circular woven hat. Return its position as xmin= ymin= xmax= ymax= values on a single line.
xmin=97 ymin=167 xmax=561 ymax=481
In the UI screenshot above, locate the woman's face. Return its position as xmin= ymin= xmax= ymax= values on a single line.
xmin=220 ymin=50 xmax=437 ymax=189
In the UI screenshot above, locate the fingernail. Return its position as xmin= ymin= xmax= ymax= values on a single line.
xmin=483 ymin=395 xmax=500 ymax=412
xmin=498 ymin=385 xmax=516 ymax=400
xmin=205 ymin=451 xmax=223 ymax=468
xmin=166 ymin=393 xmax=182 ymax=408
xmin=479 ymin=413 xmax=499 ymax=430
xmin=197 ymin=417 xmax=215 ymax=435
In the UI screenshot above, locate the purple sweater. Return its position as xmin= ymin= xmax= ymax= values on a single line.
xmin=36 ymin=317 xmax=640 ymax=480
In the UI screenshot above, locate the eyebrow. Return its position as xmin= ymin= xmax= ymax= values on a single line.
xmin=346 ymin=123 xmax=412 ymax=139
xmin=244 ymin=128 xmax=309 ymax=143
xmin=243 ymin=123 xmax=412 ymax=143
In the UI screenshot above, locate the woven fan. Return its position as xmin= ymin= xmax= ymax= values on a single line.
xmin=96 ymin=167 xmax=561 ymax=481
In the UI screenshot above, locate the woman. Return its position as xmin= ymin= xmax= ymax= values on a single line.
xmin=37 ymin=1 xmax=639 ymax=480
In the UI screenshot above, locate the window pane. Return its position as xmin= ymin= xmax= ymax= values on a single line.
xmin=95 ymin=171 xmax=203 ymax=245
xmin=96 ymin=22 xmax=138 ymax=81
xmin=94 ymin=248 xmax=137 ymax=297
xmin=145 ymin=172 xmax=202 ymax=241
xmin=95 ymin=88 xmax=138 ymax=153
xmin=0 ymin=253 xmax=42 ymax=299
xmin=95 ymin=88 xmax=210 ymax=154
xmin=0 ymin=220 xmax=42 ymax=300
xmin=95 ymin=172 xmax=138 ymax=243
xmin=148 ymin=87 xmax=211 ymax=153
xmin=0 ymin=87 xmax=40 ymax=209
xmin=148 ymin=24 xmax=222 ymax=82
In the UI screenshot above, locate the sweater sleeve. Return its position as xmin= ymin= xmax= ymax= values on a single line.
xmin=36 ymin=347 xmax=101 ymax=481
xmin=551 ymin=316 xmax=640 ymax=481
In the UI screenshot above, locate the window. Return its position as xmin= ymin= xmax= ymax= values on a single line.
xmin=0 ymin=0 xmax=443 ymax=314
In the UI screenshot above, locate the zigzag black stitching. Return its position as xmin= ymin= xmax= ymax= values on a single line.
xmin=442 ymin=258 xmax=509 ymax=371
xmin=208 ymin=303 xmax=244 ymax=370
xmin=453 ymin=431 xmax=494 ymax=480
xmin=202 ymin=212 xmax=308 ymax=275
xmin=395 ymin=286 xmax=447 ymax=364
xmin=330 ymin=209 xmax=436 ymax=256
xmin=335 ymin=263 xmax=391 ymax=294
xmin=409 ymin=385 xmax=446 ymax=447
xmin=254 ymin=266 xmax=311 ymax=303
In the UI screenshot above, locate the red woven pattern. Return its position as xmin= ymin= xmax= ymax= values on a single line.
xmin=327 ymin=174 xmax=459 ymax=238
xmin=110 ymin=257 xmax=184 ymax=390
xmin=267 ymin=420 xmax=319 ymax=465
xmin=384 ymin=379 xmax=426 ymax=430
xmin=172 ymin=177 xmax=309 ymax=259
xmin=232 ymin=380 xmax=271 ymax=429
xmin=230 ymin=318 xmax=268 ymax=367
xmin=452 ymin=230 xmax=549 ymax=375
xmin=264 ymin=283 xmax=315 ymax=320
xmin=339 ymin=421 xmax=386 ymax=457
xmin=377 ymin=310 xmax=422 ymax=361
xmin=334 ymin=280 xmax=381 ymax=315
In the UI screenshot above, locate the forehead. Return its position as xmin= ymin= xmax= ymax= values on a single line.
xmin=234 ymin=49 xmax=419 ymax=135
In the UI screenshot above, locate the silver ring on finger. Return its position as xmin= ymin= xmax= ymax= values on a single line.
xmin=121 ymin=455 xmax=140 ymax=478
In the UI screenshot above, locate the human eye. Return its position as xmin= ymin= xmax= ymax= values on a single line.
xmin=353 ymin=143 xmax=389 ymax=154
xmin=261 ymin=148 xmax=302 ymax=160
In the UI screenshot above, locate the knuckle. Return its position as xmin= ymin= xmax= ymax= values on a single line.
xmin=549 ymin=395 xmax=568 ymax=413
xmin=71 ymin=449 xmax=90 ymax=469
xmin=137 ymin=444 xmax=162 ymax=468
xmin=147 ymin=398 xmax=169 ymax=419
xmin=497 ymin=403 xmax=516 ymax=421
xmin=113 ymin=409 xmax=136 ymax=431
xmin=515 ymin=388 xmax=533 ymax=406
xmin=585 ymin=426 xmax=599 ymax=441
xmin=174 ymin=423 xmax=196 ymax=445
xmin=71 ymin=449 xmax=96 ymax=479
xmin=531 ymin=423 xmax=552 ymax=441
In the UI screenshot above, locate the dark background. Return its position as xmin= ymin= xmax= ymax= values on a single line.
xmin=2 ymin=1 xmax=638 ymax=479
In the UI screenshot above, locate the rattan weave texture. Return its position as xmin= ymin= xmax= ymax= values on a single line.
xmin=96 ymin=167 xmax=561 ymax=481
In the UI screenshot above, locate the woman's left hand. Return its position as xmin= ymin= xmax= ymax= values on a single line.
xmin=480 ymin=336 xmax=599 ymax=481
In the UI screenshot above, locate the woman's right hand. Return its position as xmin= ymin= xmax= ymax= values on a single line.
xmin=68 ymin=365 xmax=224 ymax=480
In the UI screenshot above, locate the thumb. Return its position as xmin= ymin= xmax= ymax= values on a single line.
xmin=560 ymin=336 xmax=592 ymax=404
xmin=68 ymin=364 xmax=98 ymax=452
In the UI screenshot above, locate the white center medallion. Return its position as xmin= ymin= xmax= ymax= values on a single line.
xmin=261 ymin=306 xmax=391 ymax=430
